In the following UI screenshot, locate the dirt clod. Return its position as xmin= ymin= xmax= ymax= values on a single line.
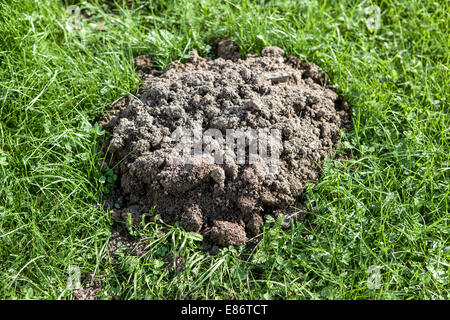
xmin=102 ymin=44 xmax=350 ymax=247
xmin=208 ymin=220 xmax=247 ymax=246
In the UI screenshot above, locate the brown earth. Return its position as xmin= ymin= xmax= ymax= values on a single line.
xmin=101 ymin=40 xmax=350 ymax=247
xmin=73 ymin=273 xmax=102 ymax=300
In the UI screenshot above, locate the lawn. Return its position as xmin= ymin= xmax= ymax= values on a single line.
xmin=0 ymin=0 xmax=448 ymax=299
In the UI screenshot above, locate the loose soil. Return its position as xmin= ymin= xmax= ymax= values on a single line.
xmin=101 ymin=40 xmax=350 ymax=247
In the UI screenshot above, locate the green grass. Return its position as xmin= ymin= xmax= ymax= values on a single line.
xmin=0 ymin=0 xmax=448 ymax=299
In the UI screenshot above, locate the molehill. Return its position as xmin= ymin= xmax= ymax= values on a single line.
xmin=101 ymin=41 xmax=350 ymax=247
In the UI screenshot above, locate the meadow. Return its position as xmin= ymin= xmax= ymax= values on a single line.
xmin=0 ymin=0 xmax=448 ymax=299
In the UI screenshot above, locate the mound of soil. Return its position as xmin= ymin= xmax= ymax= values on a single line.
xmin=102 ymin=41 xmax=350 ymax=247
